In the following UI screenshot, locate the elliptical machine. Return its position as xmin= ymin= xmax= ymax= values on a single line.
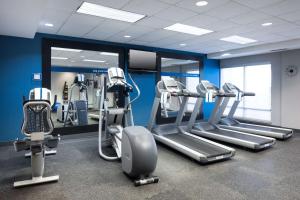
xmin=98 ymin=67 xmax=159 ymax=186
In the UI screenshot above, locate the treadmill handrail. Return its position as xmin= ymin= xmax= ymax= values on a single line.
xmin=216 ymin=92 xmax=236 ymax=98
xmin=170 ymin=91 xmax=203 ymax=98
xmin=242 ymin=92 xmax=255 ymax=97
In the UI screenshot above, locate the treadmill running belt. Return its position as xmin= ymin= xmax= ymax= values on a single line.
xmin=236 ymin=124 xmax=291 ymax=134
xmin=164 ymin=133 xmax=231 ymax=158
xmin=208 ymin=129 xmax=272 ymax=145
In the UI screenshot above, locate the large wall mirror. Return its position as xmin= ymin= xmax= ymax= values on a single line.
xmin=42 ymin=39 xmax=125 ymax=134
xmin=157 ymin=53 xmax=203 ymax=124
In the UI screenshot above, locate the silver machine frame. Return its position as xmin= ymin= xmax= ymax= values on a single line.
xmin=14 ymin=88 xmax=59 ymax=188
xmin=217 ymin=83 xmax=293 ymax=139
xmin=148 ymin=78 xmax=235 ymax=163
xmin=187 ymin=80 xmax=276 ymax=150
xmin=98 ymin=67 xmax=159 ymax=186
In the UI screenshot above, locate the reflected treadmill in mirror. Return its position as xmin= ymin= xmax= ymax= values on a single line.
xmin=160 ymin=57 xmax=200 ymax=118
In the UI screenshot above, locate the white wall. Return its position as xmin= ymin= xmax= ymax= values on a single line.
xmin=281 ymin=50 xmax=300 ymax=129
xmin=221 ymin=49 xmax=300 ymax=129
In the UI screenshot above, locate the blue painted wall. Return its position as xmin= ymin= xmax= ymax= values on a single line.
xmin=0 ymin=33 xmax=220 ymax=142
xmin=202 ymin=57 xmax=221 ymax=120
xmin=128 ymin=73 xmax=156 ymax=126
xmin=0 ymin=35 xmax=42 ymax=141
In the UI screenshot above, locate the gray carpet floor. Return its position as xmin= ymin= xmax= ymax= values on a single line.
xmin=0 ymin=132 xmax=299 ymax=200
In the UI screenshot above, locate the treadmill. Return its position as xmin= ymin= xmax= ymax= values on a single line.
xmin=186 ymin=80 xmax=276 ymax=150
xmin=147 ymin=78 xmax=235 ymax=164
xmin=217 ymin=83 xmax=293 ymax=140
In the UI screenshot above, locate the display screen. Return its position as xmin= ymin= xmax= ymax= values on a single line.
xmin=129 ymin=50 xmax=156 ymax=70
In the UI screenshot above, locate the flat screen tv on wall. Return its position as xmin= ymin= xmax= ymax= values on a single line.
xmin=129 ymin=50 xmax=157 ymax=72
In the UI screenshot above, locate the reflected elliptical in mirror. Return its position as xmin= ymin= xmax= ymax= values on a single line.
xmin=50 ymin=47 xmax=119 ymax=128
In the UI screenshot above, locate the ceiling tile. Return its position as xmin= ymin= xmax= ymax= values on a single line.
xmin=176 ymin=0 xmax=230 ymax=14
xmin=84 ymin=20 xmax=132 ymax=40
xmin=159 ymin=0 xmax=182 ymax=4
xmin=58 ymin=13 xmax=103 ymax=37
xmin=233 ymin=0 xmax=284 ymax=9
xmin=0 ymin=0 xmax=47 ymax=38
xmin=106 ymin=25 xmax=156 ymax=42
xmin=229 ymin=11 xmax=270 ymax=25
xmin=260 ymin=0 xmax=300 ymax=16
xmin=278 ymin=10 xmax=300 ymax=22
xmin=135 ymin=30 xmax=176 ymax=42
xmin=37 ymin=9 xmax=70 ymax=34
xmin=204 ymin=1 xmax=251 ymax=20
xmin=183 ymin=14 xmax=220 ymax=27
xmin=45 ymin=0 xmax=81 ymax=13
xmin=122 ymin=0 xmax=171 ymax=16
xmin=201 ymin=20 xmax=238 ymax=31
xmin=274 ymin=27 xmax=300 ymax=38
xmin=154 ymin=6 xmax=198 ymax=22
xmin=136 ymin=16 xmax=174 ymax=29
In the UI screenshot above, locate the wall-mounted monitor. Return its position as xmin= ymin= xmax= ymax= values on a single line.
xmin=129 ymin=50 xmax=157 ymax=72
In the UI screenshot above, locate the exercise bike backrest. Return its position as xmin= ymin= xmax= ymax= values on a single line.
xmin=22 ymin=88 xmax=54 ymax=137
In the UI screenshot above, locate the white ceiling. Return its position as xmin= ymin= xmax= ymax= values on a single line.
xmin=1 ymin=0 xmax=300 ymax=59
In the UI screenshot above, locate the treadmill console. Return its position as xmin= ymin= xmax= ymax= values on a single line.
xmin=163 ymin=78 xmax=181 ymax=93
xmin=223 ymin=83 xmax=238 ymax=93
xmin=200 ymin=80 xmax=218 ymax=93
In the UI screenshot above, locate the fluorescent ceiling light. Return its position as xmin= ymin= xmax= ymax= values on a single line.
xmin=45 ymin=23 xmax=53 ymax=27
xmin=164 ymin=23 xmax=213 ymax=36
xmin=221 ymin=53 xmax=231 ymax=57
xmin=180 ymin=43 xmax=187 ymax=46
xmin=51 ymin=47 xmax=82 ymax=52
xmin=77 ymin=2 xmax=145 ymax=23
xmin=196 ymin=1 xmax=208 ymax=6
xmin=51 ymin=57 xmax=68 ymax=60
xmin=100 ymin=52 xmax=119 ymax=56
xmin=262 ymin=22 xmax=272 ymax=26
xmin=83 ymin=59 xmax=105 ymax=63
xmin=124 ymin=35 xmax=131 ymax=38
xmin=220 ymin=35 xmax=257 ymax=44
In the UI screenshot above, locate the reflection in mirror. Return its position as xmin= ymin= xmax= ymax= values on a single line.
xmin=50 ymin=47 xmax=119 ymax=128
xmin=160 ymin=58 xmax=200 ymax=118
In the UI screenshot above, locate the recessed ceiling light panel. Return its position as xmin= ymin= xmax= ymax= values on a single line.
xmin=180 ymin=43 xmax=187 ymax=46
xmin=262 ymin=22 xmax=272 ymax=26
xmin=45 ymin=23 xmax=54 ymax=27
xmin=124 ymin=35 xmax=131 ymax=38
xmin=83 ymin=59 xmax=106 ymax=63
xmin=164 ymin=23 xmax=213 ymax=36
xmin=100 ymin=52 xmax=119 ymax=56
xmin=196 ymin=1 xmax=208 ymax=7
xmin=77 ymin=2 xmax=145 ymax=23
xmin=51 ymin=47 xmax=82 ymax=52
xmin=221 ymin=53 xmax=231 ymax=57
xmin=51 ymin=57 xmax=68 ymax=60
xmin=220 ymin=35 xmax=257 ymax=44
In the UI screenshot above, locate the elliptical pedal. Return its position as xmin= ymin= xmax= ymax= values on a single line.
xmin=134 ymin=176 xmax=159 ymax=186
